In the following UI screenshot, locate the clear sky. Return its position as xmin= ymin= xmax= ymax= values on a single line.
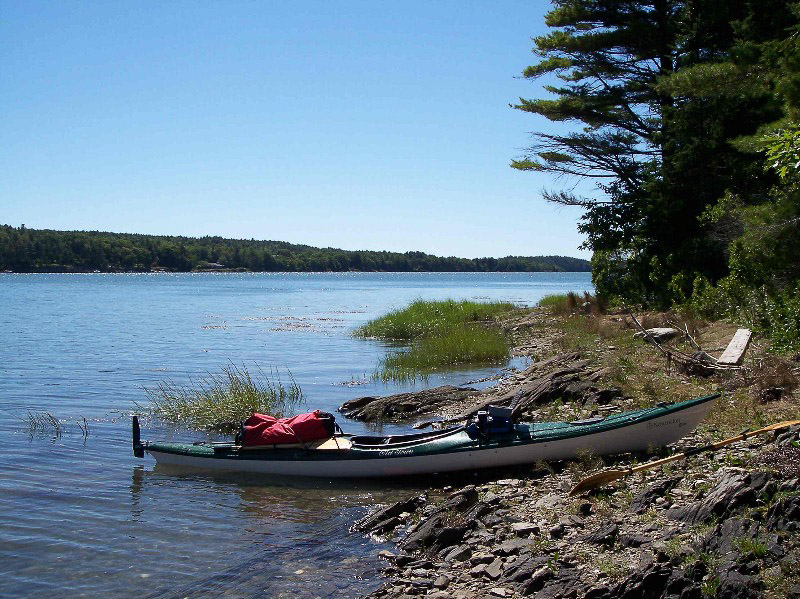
xmin=0 ymin=0 xmax=590 ymax=259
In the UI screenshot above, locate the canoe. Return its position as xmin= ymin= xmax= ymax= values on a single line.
xmin=132 ymin=393 xmax=719 ymax=478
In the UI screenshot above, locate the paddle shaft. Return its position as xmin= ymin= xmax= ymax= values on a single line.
xmin=570 ymin=419 xmax=800 ymax=495
xmin=626 ymin=421 xmax=799 ymax=475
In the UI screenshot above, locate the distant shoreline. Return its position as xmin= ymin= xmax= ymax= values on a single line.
xmin=0 ymin=224 xmax=592 ymax=274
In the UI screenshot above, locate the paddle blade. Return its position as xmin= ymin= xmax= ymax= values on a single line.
xmin=568 ymin=469 xmax=627 ymax=496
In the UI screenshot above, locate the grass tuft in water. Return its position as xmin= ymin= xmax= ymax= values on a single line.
xmin=357 ymin=299 xmax=515 ymax=381
xmin=143 ymin=363 xmax=303 ymax=433
xmin=26 ymin=411 xmax=62 ymax=437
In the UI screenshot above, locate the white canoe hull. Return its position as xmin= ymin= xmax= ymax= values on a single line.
xmin=146 ymin=396 xmax=714 ymax=478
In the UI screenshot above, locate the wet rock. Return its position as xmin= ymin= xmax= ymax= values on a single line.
xmin=463 ymin=500 xmax=492 ymax=522
xmin=401 ymin=515 xmax=467 ymax=554
xmin=441 ymin=485 xmax=479 ymax=513
xmin=354 ymin=494 xmax=425 ymax=532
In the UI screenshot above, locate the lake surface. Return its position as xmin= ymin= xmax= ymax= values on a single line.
xmin=0 ymin=272 xmax=592 ymax=598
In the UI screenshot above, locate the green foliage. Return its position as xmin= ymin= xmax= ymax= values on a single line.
xmin=357 ymin=300 xmax=514 ymax=380
xmin=517 ymin=0 xmax=799 ymax=312
xmin=143 ymin=364 xmax=303 ymax=432
xmin=0 ymin=225 xmax=591 ymax=273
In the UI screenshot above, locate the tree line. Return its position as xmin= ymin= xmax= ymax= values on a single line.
xmin=518 ymin=0 xmax=800 ymax=349
xmin=0 ymin=225 xmax=591 ymax=273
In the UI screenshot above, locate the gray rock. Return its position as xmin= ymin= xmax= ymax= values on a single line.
xmin=765 ymin=493 xmax=800 ymax=530
xmin=339 ymin=385 xmax=478 ymax=421
xmin=520 ymin=566 xmax=554 ymax=595
xmin=630 ymin=476 xmax=681 ymax=514
xmin=549 ymin=523 xmax=566 ymax=538
xmin=433 ymin=575 xmax=450 ymax=589
xmin=619 ymin=533 xmax=651 ymax=548
xmin=667 ymin=469 xmax=770 ymax=525
xmin=353 ymin=494 xmax=425 ymax=532
xmin=582 ymin=523 xmax=618 ymax=546
xmin=634 ymin=327 xmax=681 ymax=343
xmin=717 ymin=566 xmax=761 ymax=599
xmin=510 ymin=521 xmax=539 ymax=536
xmin=469 ymin=551 xmax=494 ymax=565
xmin=497 ymin=538 xmax=531 ymax=556
xmin=485 ymin=558 xmax=504 ymax=580
xmin=500 ymin=555 xmax=550 ymax=583
xmin=469 ymin=563 xmax=487 ymax=577
xmin=444 ymin=544 xmax=471 ymax=563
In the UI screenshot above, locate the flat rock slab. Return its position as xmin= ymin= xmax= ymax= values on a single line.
xmin=338 ymin=385 xmax=478 ymax=422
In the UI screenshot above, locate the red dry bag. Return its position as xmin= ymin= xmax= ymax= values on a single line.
xmin=240 ymin=410 xmax=336 ymax=446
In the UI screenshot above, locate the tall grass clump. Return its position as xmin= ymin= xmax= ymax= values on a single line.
xmin=357 ymin=299 xmax=515 ymax=381
xmin=143 ymin=364 xmax=303 ymax=432
xmin=538 ymin=291 xmax=604 ymax=316
xmin=356 ymin=299 xmax=514 ymax=340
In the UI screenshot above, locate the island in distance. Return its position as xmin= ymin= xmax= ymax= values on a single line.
xmin=0 ymin=224 xmax=591 ymax=274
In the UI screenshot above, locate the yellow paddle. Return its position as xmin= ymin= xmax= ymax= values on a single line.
xmin=568 ymin=419 xmax=800 ymax=496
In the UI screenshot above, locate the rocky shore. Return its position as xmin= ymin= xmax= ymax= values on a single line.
xmin=344 ymin=307 xmax=800 ymax=598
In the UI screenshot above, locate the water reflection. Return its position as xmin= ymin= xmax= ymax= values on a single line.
xmin=133 ymin=466 xmax=409 ymax=599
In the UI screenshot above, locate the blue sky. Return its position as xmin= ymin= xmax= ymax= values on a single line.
xmin=0 ymin=1 xmax=590 ymax=259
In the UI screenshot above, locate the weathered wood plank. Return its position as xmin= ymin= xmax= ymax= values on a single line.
xmin=718 ymin=328 xmax=752 ymax=365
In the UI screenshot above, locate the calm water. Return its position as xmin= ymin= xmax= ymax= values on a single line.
xmin=0 ymin=272 xmax=592 ymax=598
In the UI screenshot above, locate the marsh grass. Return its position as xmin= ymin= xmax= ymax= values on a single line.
xmin=143 ymin=363 xmax=303 ymax=432
xmin=357 ymin=299 xmax=515 ymax=381
xmin=356 ymin=299 xmax=514 ymax=340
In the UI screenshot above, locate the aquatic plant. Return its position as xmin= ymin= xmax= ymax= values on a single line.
xmin=356 ymin=299 xmax=514 ymax=381
xmin=25 ymin=411 xmax=62 ymax=437
xmin=143 ymin=364 xmax=303 ymax=432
